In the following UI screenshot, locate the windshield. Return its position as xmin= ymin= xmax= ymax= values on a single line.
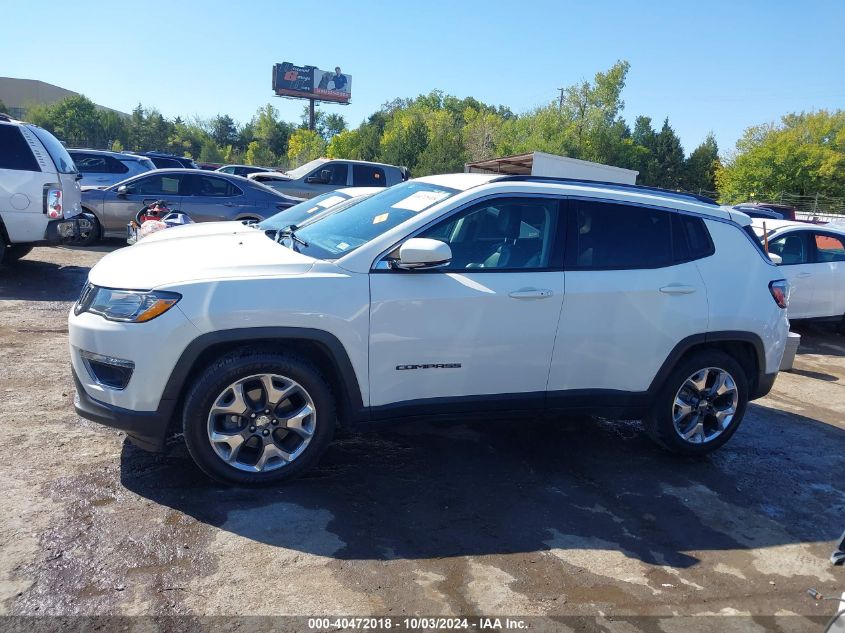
xmin=258 ymin=190 xmax=353 ymax=230
xmin=294 ymin=181 xmax=459 ymax=260
xmin=285 ymin=158 xmax=328 ymax=179
xmin=29 ymin=126 xmax=77 ymax=174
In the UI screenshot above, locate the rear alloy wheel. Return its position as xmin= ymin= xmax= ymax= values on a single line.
xmin=183 ymin=351 xmax=336 ymax=485
xmin=645 ymin=351 xmax=748 ymax=455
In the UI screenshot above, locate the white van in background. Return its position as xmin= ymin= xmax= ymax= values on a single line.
xmin=0 ymin=114 xmax=84 ymax=264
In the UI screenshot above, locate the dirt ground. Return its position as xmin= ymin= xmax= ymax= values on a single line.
xmin=0 ymin=243 xmax=843 ymax=632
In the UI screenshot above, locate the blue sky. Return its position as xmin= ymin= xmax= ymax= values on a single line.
xmin=3 ymin=0 xmax=843 ymax=156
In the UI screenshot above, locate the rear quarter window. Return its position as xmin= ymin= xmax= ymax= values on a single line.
xmin=0 ymin=124 xmax=40 ymax=171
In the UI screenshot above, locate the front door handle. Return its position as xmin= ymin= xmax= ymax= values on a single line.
xmin=659 ymin=284 xmax=697 ymax=295
xmin=508 ymin=288 xmax=553 ymax=300
xmin=796 ymin=272 xmax=812 ymax=278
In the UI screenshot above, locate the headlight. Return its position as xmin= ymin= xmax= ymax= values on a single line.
xmin=75 ymin=284 xmax=181 ymax=323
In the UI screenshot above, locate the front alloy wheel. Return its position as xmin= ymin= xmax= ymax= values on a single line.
xmin=183 ymin=351 xmax=336 ymax=485
xmin=208 ymin=373 xmax=316 ymax=472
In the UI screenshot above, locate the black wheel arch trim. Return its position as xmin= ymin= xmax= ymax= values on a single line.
xmin=160 ymin=326 xmax=365 ymax=417
xmin=647 ymin=330 xmax=768 ymax=398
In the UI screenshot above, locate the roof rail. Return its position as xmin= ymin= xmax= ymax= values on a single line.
xmin=489 ymin=175 xmax=718 ymax=206
xmin=0 ymin=113 xmax=12 ymax=122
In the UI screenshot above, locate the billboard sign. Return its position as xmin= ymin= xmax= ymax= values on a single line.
xmin=273 ymin=62 xmax=351 ymax=104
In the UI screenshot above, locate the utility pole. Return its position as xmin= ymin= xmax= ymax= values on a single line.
xmin=308 ymin=98 xmax=316 ymax=131
xmin=558 ymin=88 xmax=565 ymax=112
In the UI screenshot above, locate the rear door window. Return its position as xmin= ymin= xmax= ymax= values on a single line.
xmin=72 ymin=153 xmax=108 ymax=173
xmin=568 ymin=200 xmax=672 ymax=269
xmin=0 ymin=124 xmax=40 ymax=171
xmin=353 ymin=164 xmax=387 ymax=187
xmin=814 ymin=233 xmax=845 ymax=262
xmin=193 ymin=175 xmax=242 ymax=197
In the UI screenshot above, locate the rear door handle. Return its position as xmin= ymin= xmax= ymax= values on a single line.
xmin=796 ymin=272 xmax=812 ymax=278
xmin=508 ymin=288 xmax=553 ymax=300
xmin=659 ymin=284 xmax=697 ymax=295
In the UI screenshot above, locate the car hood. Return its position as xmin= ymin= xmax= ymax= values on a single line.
xmin=140 ymin=221 xmax=257 ymax=244
xmin=88 ymin=229 xmax=315 ymax=290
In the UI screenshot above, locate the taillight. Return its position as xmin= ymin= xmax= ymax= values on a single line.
xmin=45 ymin=187 xmax=63 ymax=219
xmin=769 ymin=279 xmax=789 ymax=309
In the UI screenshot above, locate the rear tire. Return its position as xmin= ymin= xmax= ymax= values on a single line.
xmin=182 ymin=350 xmax=336 ymax=486
xmin=644 ymin=350 xmax=749 ymax=456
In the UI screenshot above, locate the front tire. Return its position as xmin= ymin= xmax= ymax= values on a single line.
xmin=182 ymin=350 xmax=336 ymax=485
xmin=644 ymin=350 xmax=748 ymax=456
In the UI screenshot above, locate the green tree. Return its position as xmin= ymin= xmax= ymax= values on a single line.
xmin=286 ymin=129 xmax=325 ymax=167
xmin=199 ymin=139 xmax=224 ymax=163
xmin=651 ymin=118 xmax=685 ymax=189
xmin=326 ymin=129 xmax=362 ymax=158
xmin=28 ymin=95 xmax=101 ymax=146
xmin=0 ymin=99 xmax=9 ymax=115
xmin=717 ymin=110 xmax=845 ymax=202
xmin=245 ymin=140 xmax=276 ymax=167
xmin=211 ymin=114 xmax=239 ymax=147
xmin=683 ymin=133 xmax=720 ymax=193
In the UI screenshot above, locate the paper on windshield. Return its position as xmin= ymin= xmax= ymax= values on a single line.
xmin=305 ymin=206 xmax=321 ymax=214
xmin=317 ymin=195 xmax=346 ymax=208
xmin=391 ymin=190 xmax=450 ymax=213
xmin=372 ymin=213 xmax=389 ymax=224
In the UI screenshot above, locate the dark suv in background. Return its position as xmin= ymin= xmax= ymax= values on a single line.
xmin=135 ymin=151 xmax=199 ymax=170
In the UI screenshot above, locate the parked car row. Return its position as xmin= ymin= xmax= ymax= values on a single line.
xmin=78 ymin=169 xmax=303 ymax=244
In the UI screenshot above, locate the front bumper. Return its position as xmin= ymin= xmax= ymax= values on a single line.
xmin=750 ymin=371 xmax=778 ymax=400
xmin=72 ymin=366 xmax=172 ymax=451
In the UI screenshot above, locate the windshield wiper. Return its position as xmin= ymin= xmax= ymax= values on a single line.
xmin=275 ymin=224 xmax=309 ymax=250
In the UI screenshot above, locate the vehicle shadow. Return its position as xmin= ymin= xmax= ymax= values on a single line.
xmin=0 ymin=241 xmax=122 ymax=301
xmin=0 ymin=258 xmax=90 ymax=301
xmin=792 ymin=322 xmax=845 ymax=357
xmin=119 ymin=403 xmax=845 ymax=568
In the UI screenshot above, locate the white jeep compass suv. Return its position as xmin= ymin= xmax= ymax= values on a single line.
xmin=69 ymin=174 xmax=790 ymax=485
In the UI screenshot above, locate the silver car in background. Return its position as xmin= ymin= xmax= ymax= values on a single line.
xmin=80 ymin=169 xmax=302 ymax=243
xmin=68 ymin=149 xmax=155 ymax=187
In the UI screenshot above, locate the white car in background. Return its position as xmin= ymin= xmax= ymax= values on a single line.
xmin=140 ymin=187 xmax=381 ymax=244
xmin=0 ymin=114 xmax=84 ymax=264
xmin=753 ymin=219 xmax=845 ymax=326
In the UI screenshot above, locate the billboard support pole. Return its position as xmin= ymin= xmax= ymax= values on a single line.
xmin=308 ymin=99 xmax=316 ymax=131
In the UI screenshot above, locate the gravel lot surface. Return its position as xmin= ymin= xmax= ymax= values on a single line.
xmin=0 ymin=243 xmax=843 ymax=632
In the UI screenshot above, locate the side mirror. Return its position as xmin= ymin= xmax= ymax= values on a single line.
xmin=394 ymin=238 xmax=452 ymax=270
xmin=116 ymin=185 xmax=129 ymax=197
xmin=768 ymin=252 xmax=783 ymax=265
